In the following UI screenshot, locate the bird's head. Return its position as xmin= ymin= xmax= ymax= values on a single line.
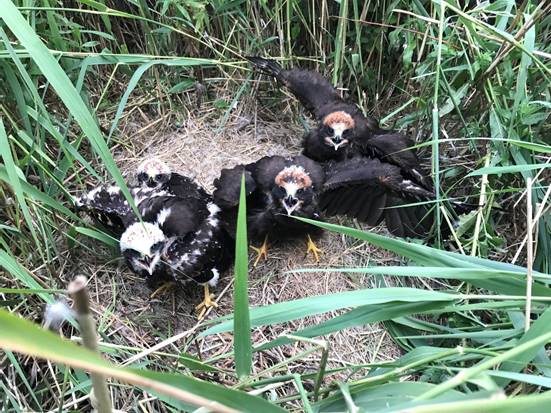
xmin=120 ymin=222 xmax=167 ymax=277
xmin=321 ymin=111 xmax=355 ymax=151
xmin=136 ymin=158 xmax=171 ymax=189
xmin=273 ymin=165 xmax=314 ymax=216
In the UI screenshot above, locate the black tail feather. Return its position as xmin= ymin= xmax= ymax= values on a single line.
xmin=246 ymin=56 xmax=283 ymax=79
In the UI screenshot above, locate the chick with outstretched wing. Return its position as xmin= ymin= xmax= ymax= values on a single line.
xmin=73 ymin=185 xmax=137 ymax=236
xmin=213 ymin=155 xmax=324 ymax=266
xmin=247 ymin=57 xmax=430 ymax=189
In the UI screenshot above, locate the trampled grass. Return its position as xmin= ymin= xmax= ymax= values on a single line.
xmin=0 ymin=0 xmax=550 ymax=412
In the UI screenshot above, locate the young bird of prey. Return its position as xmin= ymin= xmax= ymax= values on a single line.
xmin=246 ymin=57 xmax=432 ymax=190
xmin=213 ymin=153 xmax=448 ymax=250
xmin=119 ymin=201 xmax=233 ymax=318
xmin=75 ymin=162 xmax=232 ymax=317
xmin=213 ymin=155 xmax=324 ymax=265
xmin=136 ymin=158 xmax=210 ymax=199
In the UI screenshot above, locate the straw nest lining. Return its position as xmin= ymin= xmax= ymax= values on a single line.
xmin=74 ymin=104 xmax=404 ymax=392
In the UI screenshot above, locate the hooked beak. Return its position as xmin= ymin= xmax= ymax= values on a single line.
xmin=324 ymin=136 xmax=349 ymax=151
xmin=282 ymin=196 xmax=301 ymax=216
xmin=140 ymin=255 xmax=156 ymax=276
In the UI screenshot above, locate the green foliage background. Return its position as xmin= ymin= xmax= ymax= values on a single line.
xmin=0 ymin=0 xmax=550 ymax=411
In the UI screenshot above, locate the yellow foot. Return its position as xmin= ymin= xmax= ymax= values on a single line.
xmin=150 ymin=281 xmax=177 ymax=299
xmin=306 ymin=234 xmax=322 ymax=262
xmin=195 ymin=284 xmax=218 ymax=319
xmin=250 ymin=236 xmax=269 ymax=267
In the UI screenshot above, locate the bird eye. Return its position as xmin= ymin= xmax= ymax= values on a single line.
xmin=151 ymin=241 xmax=164 ymax=252
xmin=137 ymin=172 xmax=147 ymax=183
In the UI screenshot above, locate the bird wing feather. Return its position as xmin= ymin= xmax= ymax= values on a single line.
xmin=167 ymin=173 xmax=210 ymax=201
xmin=75 ymin=185 xmax=135 ymax=233
xmin=356 ymin=132 xmax=433 ymax=190
xmin=249 ymin=156 xmax=288 ymax=190
xmin=247 ymin=57 xmax=343 ymax=119
xmin=320 ymin=157 xmax=435 ymax=238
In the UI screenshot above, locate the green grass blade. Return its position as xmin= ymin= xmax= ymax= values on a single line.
xmin=73 ymin=227 xmax=119 ymax=248
xmin=234 ymin=173 xmax=252 ymax=378
xmin=332 ymin=0 xmax=348 ymax=86
xmin=292 ymin=266 xmax=551 ymax=282
xmin=0 ymin=309 xmax=285 ymax=413
xmin=0 ymin=1 xmax=135 ymax=213
xmin=0 ymin=251 xmax=53 ymax=304
xmin=467 ymin=164 xmax=551 ymax=177
xmin=0 ymin=118 xmax=42 ymax=252
xmin=0 ymin=166 xmax=78 ymax=220
xmin=316 ymin=381 xmax=487 ymax=413
xmin=496 ymin=306 xmax=551 ymax=386
xmin=484 ymin=370 xmax=551 ymax=389
xmin=202 ymin=288 xmax=455 ymax=336
xmin=256 ymin=300 xmax=450 ymax=351
xmin=291 ymin=217 xmax=551 ymax=297
xmin=415 ymin=330 xmax=551 ymax=400
xmin=393 ymin=391 xmax=551 ymax=413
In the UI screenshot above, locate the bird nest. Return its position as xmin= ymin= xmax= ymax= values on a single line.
xmin=73 ymin=101 xmax=407 ymax=390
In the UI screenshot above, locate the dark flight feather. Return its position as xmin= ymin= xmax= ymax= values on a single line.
xmin=247 ymin=56 xmax=378 ymax=130
xmin=163 ymin=172 xmax=210 ymax=200
xmin=246 ymin=57 xmax=341 ymax=118
xmin=320 ymin=157 xmax=436 ymax=238
xmin=356 ymin=132 xmax=432 ymax=189
xmin=75 ymin=185 xmax=139 ymax=235
xmin=211 ymin=165 xmax=257 ymax=209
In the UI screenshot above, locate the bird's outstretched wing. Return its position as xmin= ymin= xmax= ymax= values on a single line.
xmin=247 ymin=57 xmax=342 ymax=118
xmin=320 ymin=157 xmax=435 ymax=238
xmin=356 ymin=131 xmax=433 ymax=190
xmin=75 ymin=185 xmax=136 ymax=234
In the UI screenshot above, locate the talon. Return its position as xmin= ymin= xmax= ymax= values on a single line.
xmin=195 ymin=284 xmax=218 ymax=320
xmin=150 ymin=281 xmax=177 ymax=299
xmin=250 ymin=236 xmax=269 ymax=267
xmin=306 ymin=234 xmax=322 ymax=262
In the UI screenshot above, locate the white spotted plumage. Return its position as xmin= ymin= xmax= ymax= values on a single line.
xmin=156 ymin=207 xmax=171 ymax=226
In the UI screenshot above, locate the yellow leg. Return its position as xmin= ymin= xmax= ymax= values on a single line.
xmin=250 ymin=236 xmax=269 ymax=267
xmin=306 ymin=234 xmax=322 ymax=262
xmin=195 ymin=284 xmax=218 ymax=319
xmin=150 ymin=281 xmax=177 ymax=299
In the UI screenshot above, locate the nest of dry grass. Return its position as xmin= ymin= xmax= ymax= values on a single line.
xmin=67 ymin=94 xmax=411 ymax=396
